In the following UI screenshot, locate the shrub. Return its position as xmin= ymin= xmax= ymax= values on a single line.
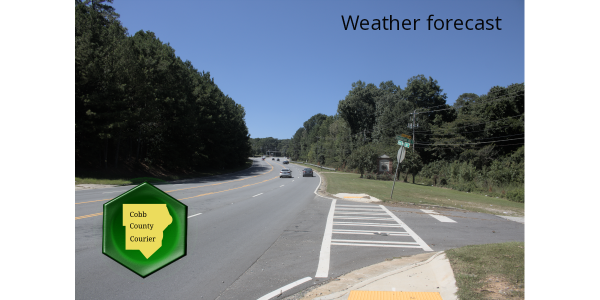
xmin=506 ymin=189 xmax=524 ymax=203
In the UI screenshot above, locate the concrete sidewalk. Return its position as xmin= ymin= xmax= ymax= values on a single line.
xmin=296 ymin=252 xmax=458 ymax=300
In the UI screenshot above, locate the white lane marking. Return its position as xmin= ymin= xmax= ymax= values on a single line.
xmin=252 ymin=193 xmax=263 ymax=197
xmin=256 ymin=277 xmax=312 ymax=300
xmin=420 ymin=209 xmax=457 ymax=223
xmin=332 ymin=239 xmax=420 ymax=245
xmin=280 ymin=185 xmax=284 ymax=187
xmin=102 ymin=190 xmax=128 ymax=194
xmin=315 ymin=199 xmax=336 ymax=278
xmin=380 ymin=205 xmax=433 ymax=251
xmin=188 ymin=213 xmax=202 ymax=218
xmin=330 ymin=242 xmax=424 ymax=248
xmin=332 ymin=231 xmax=409 ymax=236
xmin=334 ymin=212 xmax=389 ymax=215
xmin=335 ymin=208 xmax=383 ymax=212
xmin=336 ymin=205 xmax=379 ymax=208
xmin=333 ymin=216 xmax=396 ymax=221
xmin=333 ymin=223 xmax=402 ymax=228
xmin=332 ymin=229 xmax=409 ymax=235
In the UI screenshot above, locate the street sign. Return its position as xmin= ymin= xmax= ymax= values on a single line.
xmin=396 ymin=136 xmax=414 ymax=144
xmin=397 ymin=146 xmax=406 ymax=163
xmin=397 ymin=141 xmax=411 ymax=148
xmin=400 ymin=134 xmax=412 ymax=139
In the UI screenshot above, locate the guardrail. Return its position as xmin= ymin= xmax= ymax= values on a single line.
xmin=290 ymin=161 xmax=336 ymax=171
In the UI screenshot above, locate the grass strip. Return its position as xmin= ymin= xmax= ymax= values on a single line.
xmin=318 ymin=172 xmax=524 ymax=216
xmin=445 ymin=242 xmax=524 ymax=299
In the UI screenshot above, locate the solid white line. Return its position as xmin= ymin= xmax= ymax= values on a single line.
xmin=187 ymin=213 xmax=202 ymax=218
xmin=315 ymin=199 xmax=336 ymax=278
xmin=334 ymin=212 xmax=389 ymax=215
xmin=331 ymin=242 xmax=424 ymax=248
xmin=335 ymin=208 xmax=382 ymax=211
xmin=331 ymin=229 xmax=408 ymax=234
xmin=252 ymin=193 xmax=263 ymax=197
xmin=336 ymin=204 xmax=380 ymax=208
xmin=333 ymin=216 xmax=396 ymax=221
xmin=280 ymin=185 xmax=284 ymax=187
xmin=332 ymin=239 xmax=420 ymax=245
xmin=380 ymin=205 xmax=433 ymax=251
xmin=333 ymin=221 xmax=399 ymax=225
xmin=333 ymin=223 xmax=402 ymax=228
xmin=332 ymin=231 xmax=409 ymax=236
xmin=256 ymin=277 xmax=312 ymax=300
xmin=420 ymin=209 xmax=457 ymax=223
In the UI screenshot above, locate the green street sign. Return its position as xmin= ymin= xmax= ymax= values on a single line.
xmin=397 ymin=141 xmax=411 ymax=148
xmin=103 ymin=182 xmax=188 ymax=278
xmin=396 ymin=136 xmax=413 ymax=144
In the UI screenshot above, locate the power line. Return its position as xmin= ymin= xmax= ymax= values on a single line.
xmin=411 ymin=114 xmax=524 ymax=133
xmin=370 ymin=91 xmax=524 ymax=134
xmin=414 ymin=142 xmax=524 ymax=149
xmin=415 ymin=137 xmax=524 ymax=146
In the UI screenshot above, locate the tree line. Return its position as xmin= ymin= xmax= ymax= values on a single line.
xmin=76 ymin=0 xmax=251 ymax=171
xmin=282 ymin=75 xmax=524 ymax=201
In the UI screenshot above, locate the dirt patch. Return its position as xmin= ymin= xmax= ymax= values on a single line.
xmin=476 ymin=275 xmax=524 ymax=299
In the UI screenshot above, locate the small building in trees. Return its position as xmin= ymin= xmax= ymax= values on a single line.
xmin=377 ymin=154 xmax=393 ymax=174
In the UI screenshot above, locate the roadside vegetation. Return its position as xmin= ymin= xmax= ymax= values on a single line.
xmin=318 ymin=171 xmax=523 ymax=216
xmin=445 ymin=242 xmax=524 ymax=299
xmin=76 ymin=159 xmax=253 ymax=186
xmin=252 ymin=78 xmax=524 ymax=204
xmin=76 ymin=1 xmax=251 ymax=175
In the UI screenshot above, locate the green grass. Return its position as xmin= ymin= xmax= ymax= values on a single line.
xmin=319 ymin=172 xmax=524 ymax=216
xmin=76 ymin=159 xmax=254 ymax=186
xmin=445 ymin=242 xmax=524 ymax=299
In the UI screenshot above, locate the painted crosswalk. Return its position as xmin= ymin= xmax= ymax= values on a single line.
xmin=315 ymin=201 xmax=433 ymax=278
xmin=331 ymin=204 xmax=432 ymax=251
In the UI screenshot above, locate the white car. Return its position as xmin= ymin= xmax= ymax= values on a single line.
xmin=279 ymin=168 xmax=292 ymax=178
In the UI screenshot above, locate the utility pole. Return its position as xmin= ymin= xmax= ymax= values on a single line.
xmin=412 ymin=109 xmax=416 ymax=153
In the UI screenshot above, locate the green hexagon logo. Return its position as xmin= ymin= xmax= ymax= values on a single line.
xmin=102 ymin=182 xmax=187 ymax=277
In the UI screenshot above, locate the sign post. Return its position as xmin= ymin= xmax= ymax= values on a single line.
xmin=390 ymin=146 xmax=405 ymax=199
xmin=391 ymin=135 xmax=414 ymax=199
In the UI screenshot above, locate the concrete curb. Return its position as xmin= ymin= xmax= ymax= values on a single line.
xmin=312 ymin=251 xmax=446 ymax=300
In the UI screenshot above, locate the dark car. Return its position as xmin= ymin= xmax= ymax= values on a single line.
xmin=272 ymin=158 xmax=275 ymax=160
xmin=283 ymin=160 xmax=289 ymax=164
xmin=277 ymin=158 xmax=280 ymax=161
xmin=302 ymin=168 xmax=313 ymax=177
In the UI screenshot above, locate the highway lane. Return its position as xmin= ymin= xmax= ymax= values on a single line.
xmin=75 ymin=158 xmax=325 ymax=300
xmin=75 ymin=158 xmax=524 ymax=300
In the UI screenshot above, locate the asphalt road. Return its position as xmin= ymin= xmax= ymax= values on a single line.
xmin=75 ymin=158 xmax=524 ymax=300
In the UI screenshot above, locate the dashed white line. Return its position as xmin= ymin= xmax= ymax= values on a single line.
xmin=421 ymin=209 xmax=457 ymax=223
xmin=252 ymin=193 xmax=263 ymax=197
xmin=256 ymin=277 xmax=312 ymax=300
xmin=188 ymin=213 xmax=202 ymax=218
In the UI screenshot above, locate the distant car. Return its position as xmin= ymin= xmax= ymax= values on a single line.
xmin=272 ymin=158 xmax=275 ymax=160
xmin=277 ymin=158 xmax=280 ymax=161
xmin=283 ymin=160 xmax=289 ymax=164
xmin=280 ymin=168 xmax=292 ymax=178
xmin=302 ymin=168 xmax=313 ymax=177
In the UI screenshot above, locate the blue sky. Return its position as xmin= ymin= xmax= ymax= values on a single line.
xmin=111 ymin=0 xmax=524 ymax=140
